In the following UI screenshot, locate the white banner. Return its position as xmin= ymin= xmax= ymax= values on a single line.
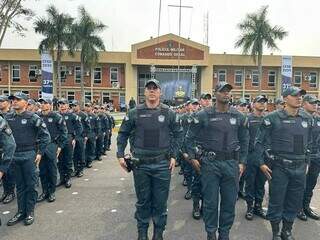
xmin=281 ymin=56 xmax=292 ymax=93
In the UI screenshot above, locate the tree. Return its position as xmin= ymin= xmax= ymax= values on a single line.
xmin=235 ymin=5 xmax=288 ymax=94
xmin=72 ymin=6 xmax=106 ymax=106
xmin=34 ymin=5 xmax=74 ymax=98
xmin=0 ymin=0 xmax=34 ymax=47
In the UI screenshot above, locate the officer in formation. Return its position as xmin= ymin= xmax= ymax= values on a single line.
xmin=117 ymin=79 xmax=183 ymax=240
xmin=256 ymin=87 xmax=312 ymax=240
xmin=0 ymin=95 xmax=16 ymax=204
xmin=0 ymin=114 xmax=16 ymax=226
xmin=5 ymin=92 xmax=51 ymax=226
xmin=186 ymin=82 xmax=249 ymax=240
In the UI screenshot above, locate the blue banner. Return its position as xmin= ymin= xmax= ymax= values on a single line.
xmin=41 ymin=52 xmax=53 ymax=100
xmin=281 ymin=56 xmax=292 ymax=93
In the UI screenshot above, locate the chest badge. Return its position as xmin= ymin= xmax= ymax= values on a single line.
xmin=21 ymin=119 xmax=27 ymax=124
xmin=65 ymin=116 xmax=69 ymax=120
xmin=230 ymin=118 xmax=237 ymax=125
xmin=48 ymin=118 xmax=53 ymax=123
xmin=158 ymin=115 xmax=165 ymax=123
xmin=301 ymin=121 xmax=308 ymax=128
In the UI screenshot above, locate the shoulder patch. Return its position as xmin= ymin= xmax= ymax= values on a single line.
xmin=41 ymin=122 xmax=47 ymax=128
xmin=4 ymin=127 xmax=12 ymax=135
xmin=264 ymin=118 xmax=271 ymax=126
xmin=35 ymin=118 xmax=42 ymax=127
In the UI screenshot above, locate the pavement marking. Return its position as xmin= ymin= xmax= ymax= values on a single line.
xmin=2 ymin=211 xmax=10 ymax=215
xmin=172 ymin=220 xmax=186 ymax=231
xmin=111 ymin=209 xmax=117 ymax=213
xmin=56 ymin=210 xmax=64 ymax=214
xmin=120 ymin=178 xmax=125 ymax=181
xmin=84 ymin=178 xmax=89 ymax=181
xmin=116 ymin=191 xmax=121 ymax=194
xmin=93 ymin=168 xmax=99 ymax=171
xmin=170 ymin=200 xmax=178 ymax=206
xmin=72 ymin=192 xmax=79 ymax=195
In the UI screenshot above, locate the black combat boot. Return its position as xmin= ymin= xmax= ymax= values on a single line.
xmin=137 ymin=229 xmax=148 ymax=240
xmin=281 ymin=220 xmax=295 ymax=240
xmin=253 ymin=202 xmax=267 ymax=219
xmin=245 ymin=203 xmax=254 ymax=220
xmin=207 ymin=232 xmax=217 ymax=240
xmin=304 ymin=205 xmax=320 ymax=220
xmin=270 ymin=221 xmax=281 ymax=240
xmin=192 ymin=199 xmax=201 ymax=220
xmin=297 ymin=209 xmax=307 ymax=221
xmin=152 ymin=228 xmax=163 ymax=240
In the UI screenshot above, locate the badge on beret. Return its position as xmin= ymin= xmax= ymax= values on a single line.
xmin=301 ymin=121 xmax=308 ymax=128
xmin=230 ymin=118 xmax=237 ymax=125
xmin=158 ymin=115 xmax=165 ymax=122
xmin=21 ymin=119 xmax=27 ymax=124
xmin=48 ymin=118 xmax=53 ymax=123
xmin=264 ymin=119 xmax=271 ymax=126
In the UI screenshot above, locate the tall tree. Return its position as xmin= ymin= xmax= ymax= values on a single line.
xmin=235 ymin=5 xmax=288 ymax=94
xmin=72 ymin=6 xmax=106 ymax=105
xmin=34 ymin=5 xmax=74 ymax=98
xmin=0 ymin=0 xmax=34 ymax=47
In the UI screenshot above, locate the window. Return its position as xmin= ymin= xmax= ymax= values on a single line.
xmin=218 ymin=69 xmax=226 ymax=82
xmin=67 ymin=91 xmax=75 ymax=101
xmin=309 ymin=72 xmax=317 ymax=88
xmin=110 ymin=67 xmax=119 ymax=83
xmin=29 ymin=65 xmax=38 ymax=82
xmin=21 ymin=90 xmax=29 ymax=96
xmin=252 ymin=70 xmax=259 ymax=87
xmin=12 ymin=65 xmax=20 ymax=82
xmin=294 ymin=71 xmax=302 ymax=86
xmin=234 ymin=70 xmax=243 ymax=86
xmin=0 ymin=65 xmax=2 ymax=80
xmin=85 ymin=91 xmax=92 ymax=102
xmin=244 ymin=94 xmax=251 ymax=102
xmin=102 ymin=92 xmax=110 ymax=104
xmin=75 ymin=66 xmax=81 ymax=84
xmin=268 ymin=70 xmax=276 ymax=87
xmin=3 ymin=90 xmax=9 ymax=95
xmin=94 ymin=67 xmax=102 ymax=84
xmin=60 ymin=66 xmax=67 ymax=82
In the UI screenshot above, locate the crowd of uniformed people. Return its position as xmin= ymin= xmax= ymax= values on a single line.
xmin=0 ymin=93 xmax=115 ymax=226
xmin=117 ymin=79 xmax=320 ymax=240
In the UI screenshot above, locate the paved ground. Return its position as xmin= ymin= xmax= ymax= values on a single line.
xmin=1 ymin=134 xmax=319 ymax=240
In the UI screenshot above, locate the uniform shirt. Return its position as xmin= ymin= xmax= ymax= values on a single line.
xmin=185 ymin=106 xmax=249 ymax=164
xmin=39 ymin=111 xmax=68 ymax=149
xmin=60 ymin=111 xmax=83 ymax=140
xmin=117 ymin=103 xmax=183 ymax=159
xmin=87 ymin=113 xmax=101 ymax=136
xmin=76 ymin=111 xmax=91 ymax=138
xmin=255 ymin=109 xmax=313 ymax=165
xmin=0 ymin=116 xmax=16 ymax=174
xmin=99 ymin=113 xmax=110 ymax=133
xmin=5 ymin=111 xmax=51 ymax=156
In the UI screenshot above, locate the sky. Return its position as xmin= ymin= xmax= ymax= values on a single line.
xmin=1 ymin=0 xmax=320 ymax=56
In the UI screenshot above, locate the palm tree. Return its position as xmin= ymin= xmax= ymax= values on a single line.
xmin=72 ymin=6 xmax=106 ymax=106
xmin=34 ymin=5 xmax=74 ymax=98
xmin=235 ymin=5 xmax=288 ymax=94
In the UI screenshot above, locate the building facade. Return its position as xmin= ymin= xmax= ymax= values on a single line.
xmin=1 ymin=34 xmax=320 ymax=110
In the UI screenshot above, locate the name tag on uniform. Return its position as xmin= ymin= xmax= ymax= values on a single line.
xmin=209 ymin=118 xmax=222 ymax=122
xmin=139 ymin=114 xmax=152 ymax=118
xmin=48 ymin=118 xmax=53 ymax=123
xmin=283 ymin=120 xmax=295 ymax=124
xmin=21 ymin=119 xmax=27 ymax=124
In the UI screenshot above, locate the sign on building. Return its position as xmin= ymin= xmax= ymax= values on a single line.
xmin=41 ymin=52 xmax=53 ymax=100
xmin=281 ymin=56 xmax=292 ymax=93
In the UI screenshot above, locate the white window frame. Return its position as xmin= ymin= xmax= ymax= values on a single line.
xmin=294 ymin=71 xmax=302 ymax=86
xmin=268 ymin=70 xmax=276 ymax=87
xmin=12 ymin=65 xmax=20 ymax=82
xmin=67 ymin=91 xmax=75 ymax=101
xmin=251 ymin=70 xmax=259 ymax=87
xmin=29 ymin=65 xmax=38 ymax=82
xmin=60 ymin=65 xmax=67 ymax=82
xmin=244 ymin=94 xmax=251 ymax=102
xmin=85 ymin=91 xmax=92 ymax=101
xmin=102 ymin=92 xmax=110 ymax=104
xmin=75 ymin=66 xmax=81 ymax=84
xmin=309 ymin=72 xmax=317 ymax=88
xmin=94 ymin=67 xmax=102 ymax=84
xmin=218 ymin=69 xmax=227 ymax=82
xmin=234 ymin=70 xmax=243 ymax=86
xmin=110 ymin=67 xmax=119 ymax=83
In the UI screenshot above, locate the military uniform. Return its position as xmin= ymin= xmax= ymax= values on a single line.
xmin=186 ymin=82 xmax=249 ymax=240
xmin=6 ymin=93 xmax=51 ymax=225
xmin=107 ymin=114 xmax=115 ymax=150
xmin=38 ymin=109 xmax=68 ymax=201
xmin=255 ymin=87 xmax=312 ymax=239
xmin=95 ymin=110 xmax=105 ymax=160
xmin=117 ymin=103 xmax=182 ymax=239
xmin=86 ymin=111 xmax=100 ymax=167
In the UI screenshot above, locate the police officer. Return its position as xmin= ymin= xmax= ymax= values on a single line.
xmin=94 ymin=105 xmax=104 ymax=161
xmin=117 ymin=79 xmax=182 ymax=240
xmin=27 ymin=99 xmax=37 ymax=112
xmin=256 ymin=86 xmax=311 ymax=240
xmin=0 ymin=114 xmax=16 ymax=226
xmin=6 ymin=92 xmax=51 ymax=226
xmin=274 ymin=98 xmax=285 ymax=111
xmin=0 ymin=95 xmax=16 ymax=204
xmin=37 ymin=98 xmax=68 ymax=203
xmin=244 ymin=95 xmax=268 ymax=221
xmin=101 ymin=106 xmax=111 ymax=154
xmin=199 ymin=93 xmax=213 ymax=108
xmin=186 ymin=82 xmax=249 ymax=240
xmin=84 ymin=102 xmax=99 ymax=168
xmin=57 ymin=98 xmax=83 ymax=188
xmin=106 ymin=111 xmax=115 ymax=151
xmin=71 ymin=100 xmax=91 ymax=177
xmin=297 ymin=94 xmax=320 ymax=221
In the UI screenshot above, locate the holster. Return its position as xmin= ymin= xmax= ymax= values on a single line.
xmin=124 ymin=155 xmax=140 ymax=172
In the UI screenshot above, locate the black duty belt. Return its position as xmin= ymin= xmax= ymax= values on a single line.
xmin=15 ymin=146 xmax=36 ymax=152
xmin=136 ymin=154 xmax=168 ymax=164
xmin=203 ymin=150 xmax=236 ymax=161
